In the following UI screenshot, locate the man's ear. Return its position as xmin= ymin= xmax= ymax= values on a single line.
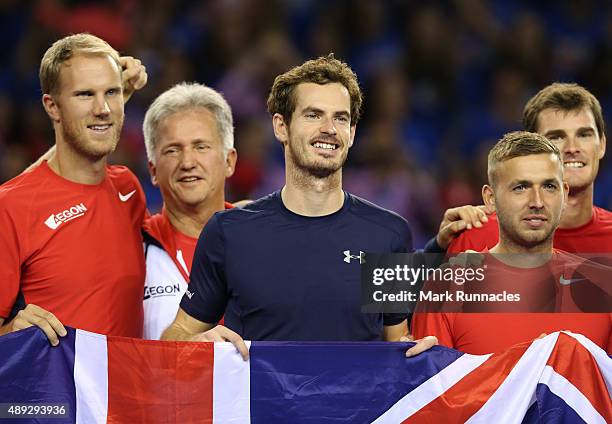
xmin=598 ymin=133 xmax=606 ymax=159
xmin=482 ymin=184 xmax=496 ymax=212
xmin=272 ymin=113 xmax=289 ymax=146
xmin=42 ymin=94 xmax=60 ymax=122
xmin=225 ymin=148 xmax=237 ymax=178
xmin=148 ymin=160 xmax=158 ymax=186
xmin=348 ymin=124 xmax=356 ymax=147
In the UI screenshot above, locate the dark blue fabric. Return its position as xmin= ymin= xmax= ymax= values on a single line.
xmin=249 ymin=341 xmax=463 ymax=423
xmin=534 ymin=384 xmax=588 ymax=424
xmin=182 ymin=191 xmax=413 ymax=341
xmin=522 ymin=400 xmax=540 ymax=424
xmin=0 ymin=326 xmax=76 ymax=423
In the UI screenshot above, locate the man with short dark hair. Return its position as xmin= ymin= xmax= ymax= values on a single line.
xmin=412 ymin=131 xmax=611 ymax=354
xmin=161 ymin=55 xmax=486 ymax=358
xmin=449 ymin=83 xmax=611 ymax=254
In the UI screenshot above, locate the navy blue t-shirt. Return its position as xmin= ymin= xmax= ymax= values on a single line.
xmin=180 ymin=191 xmax=413 ymax=341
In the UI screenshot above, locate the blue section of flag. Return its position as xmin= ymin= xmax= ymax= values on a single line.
xmin=0 ymin=327 xmax=77 ymax=424
xmin=249 ymin=341 xmax=463 ymax=423
xmin=522 ymin=401 xmax=539 ymax=424
xmin=536 ymin=384 xmax=587 ymax=424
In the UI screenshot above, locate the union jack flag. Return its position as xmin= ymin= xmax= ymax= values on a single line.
xmin=0 ymin=327 xmax=609 ymax=423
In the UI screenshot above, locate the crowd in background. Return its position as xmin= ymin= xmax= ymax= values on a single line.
xmin=1 ymin=0 xmax=611 ymax=245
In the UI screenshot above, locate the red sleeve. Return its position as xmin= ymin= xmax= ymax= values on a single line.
xmin=138 ymin=185 xmax=148 ymax=225
xmin=131 ymin=170 xmax=148 ymax=226
xmin=411 ymin=312 xmax=456 ymax=349
xmin=0 ymin=203 xmax=22 ymax=318
xmin=448 ymin=232 xmax=475 ymax=254
xmin=447 ymin=217 xmax=500 ymax=254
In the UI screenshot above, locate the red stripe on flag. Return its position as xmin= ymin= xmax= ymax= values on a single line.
xmin=403 ymin=342 xmax=531 ymax=423
xmin=546 ymin=333 xmax=612 ymax=422
xmin=106 ymin=337 xmax=214 ymax=423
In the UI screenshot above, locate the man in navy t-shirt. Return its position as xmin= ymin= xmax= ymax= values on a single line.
xmin=182 ymin=191 xmax=412 ymax=342
xmin=161 ymin=55 xmax=487 ymax=359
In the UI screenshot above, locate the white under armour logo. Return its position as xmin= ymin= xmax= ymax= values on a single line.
xmin=343 ymin=250 xmax=365 ymax=264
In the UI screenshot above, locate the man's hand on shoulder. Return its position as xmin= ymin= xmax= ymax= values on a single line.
xmin=120 ymin=56 xmax=148 ymax=103
xmin=0 ymin=304 xmax=66 ymax=346
xmin=188 ymin=325 xmax=249 ymax=361
xmin=436 ymin=205 xmax=493 ymax=249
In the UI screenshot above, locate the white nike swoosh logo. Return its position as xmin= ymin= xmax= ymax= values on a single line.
xmin=559 ymin=276 xmax=587 ymax=285
xmin=119 ymin=190 xmax=136 ymax=202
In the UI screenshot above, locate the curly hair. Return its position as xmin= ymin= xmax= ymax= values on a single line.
xmin=267 ymin=54 xmax=362 ymax=125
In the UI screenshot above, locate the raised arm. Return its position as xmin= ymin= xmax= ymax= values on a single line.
xmin=120 ymin=56 xmax=147 ymax=103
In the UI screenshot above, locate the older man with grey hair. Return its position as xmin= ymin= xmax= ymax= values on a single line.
xmin=141 ymin=82 xmax=237 ymax=340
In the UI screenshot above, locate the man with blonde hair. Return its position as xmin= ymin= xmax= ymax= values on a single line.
xmin=0 ymin=33 xmax=148 ymax=343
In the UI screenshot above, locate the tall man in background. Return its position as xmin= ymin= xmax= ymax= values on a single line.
xmin=449 ymin=83 xmax=611 ymax=254
xmin=0 ymin=34 xmax=147 ymax=343
xmin=142 ymin=82 xmax=237 ymax=340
